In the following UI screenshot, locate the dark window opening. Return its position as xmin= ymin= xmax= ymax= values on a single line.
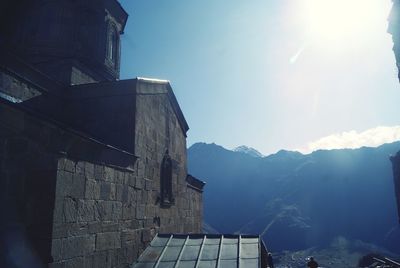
xmin=160 ymin=150 xmax=173 ymax=206
xmin=107 ymin=25 xmax=119 ymax=66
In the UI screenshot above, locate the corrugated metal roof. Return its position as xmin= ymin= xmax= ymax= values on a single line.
xmin=132 ymin=234 xmax=265 ymax=268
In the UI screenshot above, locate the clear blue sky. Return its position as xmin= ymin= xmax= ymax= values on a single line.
xmin=119 ymin=0 xmax=400 ymax=155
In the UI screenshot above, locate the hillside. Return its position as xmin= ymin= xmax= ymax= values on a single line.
xmin=188 ymin=142 xmax=400 ymax=254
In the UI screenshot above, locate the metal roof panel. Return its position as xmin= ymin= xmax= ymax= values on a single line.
xmin=180 ymin=245 xmax=201 ymax=261
xmin=132 ymin=234 xmax=265 ymax=268
xmin=219 ymin=259 xmax=238 ymax=268
xmin=197 ymin=260 xmax=217 ymax=268
xmin=200 ymin=244 xmax=219 ymax=260
xmin=241 ymin=243 xmax=259 ymax=259
xmin=157 ymin=262 xmax=175 ymax=268
xmin=204 ymin=237 xmax=220 ymax=245
xmin=177 ymin=261 xmax=196 ymax=268
xmin=138 ymin=246 xmax=163 ymax=262
xmin=186 ymin=238 xmax=203 ymax=246
xmin=162 ymin=246 xmax=181 ymax=262
xmin=220 ymin=244 xmax=238 ymax=260
xmin=151 ymin=236 xmax=170 ymax=247
xmin=240 ymin=258 xmax=259 ymax=267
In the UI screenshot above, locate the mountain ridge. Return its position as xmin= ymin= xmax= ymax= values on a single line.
xmin=234 ymin=145 xmax=264 ymax=158
xmin=188 ymin=141 xmax=400 ymax=254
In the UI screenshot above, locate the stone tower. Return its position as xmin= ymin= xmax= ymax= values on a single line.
xmin=0 ymin=0 xmax=127 ymax=85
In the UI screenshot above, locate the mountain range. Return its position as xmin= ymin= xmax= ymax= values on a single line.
xmin=187 ymin=142 xmax=400 ymax=255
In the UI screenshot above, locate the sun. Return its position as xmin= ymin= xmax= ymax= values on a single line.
xmin=303 ymin=0 xmax=391 ymax=42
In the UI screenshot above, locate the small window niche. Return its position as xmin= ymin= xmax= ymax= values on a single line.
xmin=160 ymin=150 xmax=174 ymax=207
xmin=107 ymin=24 xmax=119 ymax=66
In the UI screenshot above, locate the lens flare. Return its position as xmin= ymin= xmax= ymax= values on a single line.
xmin=303 ymin=0 xmax=390 ymax=42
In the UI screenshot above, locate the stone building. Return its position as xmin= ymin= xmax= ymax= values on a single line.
xmin=0 ymin=0 xmax=204 ymax=267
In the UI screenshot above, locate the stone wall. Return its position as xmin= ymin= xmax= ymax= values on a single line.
xmin=50 ymin=158 xmax=147 ymax=267
xmin=50 ymin=157 xmax=202 ymax=267
xmin=0 ymin=106 xmax=59 ymax=266
xmin=134 ymin=80 xmax=202 ymax=234
xmin=0 ymin=88 xmax=203 ymax=267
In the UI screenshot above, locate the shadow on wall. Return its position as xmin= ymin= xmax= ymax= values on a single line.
xmin=0 ymin=136 xmax=57 ymax=267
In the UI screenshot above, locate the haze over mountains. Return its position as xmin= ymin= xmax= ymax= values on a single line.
xmin=188 ymin=142 xmax=400 ymax=255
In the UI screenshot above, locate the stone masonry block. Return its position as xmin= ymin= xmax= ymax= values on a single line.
xmin=48 ymin=262 xmax=65 ymax=268
xmin=64 ymin=197 xmax=77 ymax=223
xmin=62 ymin=235 xmax=95 ymax=259
xmin=110 ymin=183 xmax=116 ymax=200
xmin=58 ymin=158 xmax=75 ymax=173
xmin=67 ymin=223 xmax=89 ymax=237
xmin=120 ymin=243 xmax=136 ymax=265
xmin=127 ymin=173 xmax=135 ymax=187
xmin=78 ymin=200 xmax=96 ymax=222
xmin=121 ymin=187 xmax=128 ymax=203
xmin=145 ymin=179 xmax=152 ymax=191
xmin=85 ymin=162 xmax=94 ymax=178
xmin=100 ymin=182 xmax=111 ymax=200
xmin=94 ymin=164 xmax=105 ymax=181
xmin=128 ymin=187 xmax=137 ymax=204
xmin=104 ymin=166 xmax=115 ymax=182
xmin=97 ymin=201 xmax=122 ymax=221
xmin=136 ymin=163 xmax=145 ymax=179
xmin=114 ymin=170 xmax=124 ymax=184
xmin=56 ymin=171 xmax=85 ymax=199
xmin=135 ymin=177 xmax=143 ymax=190
xmin=85 ymin=179 xmax=100 ymax=200
xmin=75 ymin=161 xmax=85 ymax=175
xmin=53 ymin=198 xmax=64 ymax=224
xmin=96 ymin=232 xmax=121 ymax=251
xmin=122 ymin=204 xmax=135 ymax=220
xmin=91 ymin=252 xmax=107 ymax=268
xmin=121 ymin=230 xmax=139 ymax=245
xmin=51 ymin=239 xmax=62 ymax=262
xmin=145 ymin=205 xmax=155 ymax=218
xmin=101 ymin=222 xmax=120 ymax=232
xmin=141 ymin=228 xmax=153 ymax=243
xmin=136 ymin=205 xmax=145 ymax=220
xmin=122 ymin=186 xmax=136 ymax=204
xmin=91 ymin=251 xmax=118 ymax=268
xmin=55 ymin=171 xmax=72 ymax=197
xmin=52 ymin=223 xmax=68 ymax=239
xmin=115 ymin=184 xmax=124 ymax=201
xmin=88 ymin=222 xmax=102 ymax=234
xmin=64 ymin=257 xmax=84 ymax=268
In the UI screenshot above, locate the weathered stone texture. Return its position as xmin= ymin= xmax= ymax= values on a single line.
xmin=1 ymin=59 xmax=203 ymax=268
xmin=96 ymin=232 xmax=121 ymax=251
xmin=0 ymin=71 xmax=42 ymax=102
xmin=47 ymin=151 xmax=202 ymax=267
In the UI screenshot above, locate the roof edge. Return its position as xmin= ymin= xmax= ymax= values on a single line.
xmin=186 ymin=174 xmax=206 ymax=192
xmin=136 ymin=77 xmax=190 ymax=137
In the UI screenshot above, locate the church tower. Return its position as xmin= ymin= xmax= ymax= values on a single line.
xmin=0 ymin=0 xmax=128 ymax=85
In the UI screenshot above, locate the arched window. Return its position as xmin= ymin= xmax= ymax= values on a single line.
xmin=160 ymin=150 xmax=173 ymax=206
xmin=107 ymin=25 xmax=119 ymax=66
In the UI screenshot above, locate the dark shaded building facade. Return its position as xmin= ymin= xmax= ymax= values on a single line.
xmin=0 ymin=0 xmax=204 ymax=267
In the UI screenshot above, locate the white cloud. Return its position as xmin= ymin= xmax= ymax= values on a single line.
xmin=300 ymin=126 xmax=400 ymax=153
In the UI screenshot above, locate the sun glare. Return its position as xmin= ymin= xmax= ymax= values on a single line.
xmin=303 ymin=0 xmax=391 ymax=42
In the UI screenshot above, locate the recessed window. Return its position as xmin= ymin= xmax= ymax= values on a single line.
xmin=107 ymin=25 xmax=119 ymax=65
xmin=160 ymin=150 xmax=173 ymax=206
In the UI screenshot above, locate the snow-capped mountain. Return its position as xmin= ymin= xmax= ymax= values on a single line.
xmin=234 ymin=145 xmax=264 ymax=158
